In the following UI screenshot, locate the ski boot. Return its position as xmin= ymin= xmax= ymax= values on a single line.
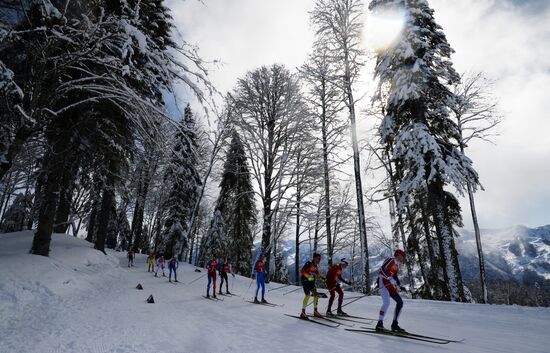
xmin=300 ymin=309 xmax=308 ymax=320
xmin=213 ymin=292 xmax=217 ymax=299
xmin=313 ymin=309 xmax=323 ymax=318
xmin=375 ymin=320 xmax=385 ymax=332
xmin=326 ymin=310 xmax=334 ymax=316
xmin=337 ymin=308 xmax=348 ymax=316
xmin=162 ymin=273 xmax=166 ymax=277
xmin=226 ymin=291 xmax=231 ymax=295
xmin=391 ymin=320 xmax=406 ymax=333
xmin=168 ymin=279 xmax=172 ymax=282
xmin=254 ymin=297 xmax=261 ymax=304
xmin=174 ymin=279 xmax=178 ymax=283
xmin=219 ymin=290 xmax=223 ymax=295
xmin=261 ymin=298 xmax=268 ymax=304
xmin=154 ymin=273 xmax=158 ymax=277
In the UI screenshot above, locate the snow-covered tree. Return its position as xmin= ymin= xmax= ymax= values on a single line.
xmin=217 ymin=131 xmax=256 ymax=275
xmin=162 ymin=104 xmax=202 ymax=258
xmin=370 ymin=0 xmax=479 ymax=301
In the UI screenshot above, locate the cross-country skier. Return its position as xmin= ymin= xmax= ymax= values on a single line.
xmin=127 ymin=250 xmax=134 ymax=267
xmin=325 ymin=258 xmax=351 ymax=316
xmin=376 ymin=249 xmax=406 ymax=332
xmin=251 ymin=253 xmax=267 ymax=304
xmin=206 ymin=255 xmax=218 ymax=298
xmin=219 ymin=258 xmax=235 ymax=295
xmin=147 ymin=253 xmax=155 ymax=272
xmin=155 ymin=255 xmax=166 ymax=277
xmin=168 ymin=256 xmax=179 ymax=283
xmin=300 ymin=253 xmax=324 ymax=319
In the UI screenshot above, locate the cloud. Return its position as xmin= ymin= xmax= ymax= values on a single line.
xmin=167 ymin=0 xmax=550 ymax=229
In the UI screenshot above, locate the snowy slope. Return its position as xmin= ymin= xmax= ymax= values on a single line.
xmin=457 ymin=225 xmax=550 ymax=282
xmin=1 ymin=232 xmax=549 ymax=353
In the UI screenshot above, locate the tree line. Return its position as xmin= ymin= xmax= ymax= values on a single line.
xmin=1 ymin=0 xmax=505 ymax=301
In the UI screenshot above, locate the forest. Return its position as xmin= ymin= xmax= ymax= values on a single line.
xmin=3 ymin=0 xmax=546 ymax=307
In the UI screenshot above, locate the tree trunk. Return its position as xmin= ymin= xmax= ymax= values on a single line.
xmin=295 ymin=185 xmax=301 ymax=285
xmin=95 ymin=163 xmax=116 ymax=254
xmin=321 ymin=113 xmax=333 ymax=265
xmin=344 ymin=54 xmax=370 ymax=293
xmin=31 ymin=151 xmax=64 ymax=256
xmin=427 ymin=180 xmax=465 ymax=302
xmin=53 ymin=162 xmax=78 ymax=234
xmin=130 ymin=163 xmax=152 ymax=251
xmin=467 ymin=180 xmax=487 ymax=303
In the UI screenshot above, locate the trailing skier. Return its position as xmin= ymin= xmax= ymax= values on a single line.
xmin=155 ymin=255 xmax=166 ymax=277
xmin=300 ymin=253 xmax=324 ymax=319
xmin=127 ymin=250 xmax=134 ymax=267
xmin=206 ymin=255 xmax=218 ymax=298
xmin=326 ymin=258 xmax=352 ymax=316
xmin=168 ymin=256 xmax=179 ymax=283
xmin=147 ymin=253 xmax=155 ymax=272
xmin=376 ymin=250 xmax=407 ymax=332
xmin=251 ymin=253 xmax=267 ymax=304
xmin=219 ymin=258 xmax=235 ymax=295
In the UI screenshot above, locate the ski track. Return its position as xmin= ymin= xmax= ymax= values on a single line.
xmin=1 ymin=232 xmax=550 ymax=353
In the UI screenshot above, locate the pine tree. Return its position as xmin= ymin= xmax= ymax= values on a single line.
xmin=370 ymin=0 xmax=479 ymax=301
xmin=218 ymin=131 xmax=256 ymax=275
xmin=162 ymin=104 xmax=202 ymax=258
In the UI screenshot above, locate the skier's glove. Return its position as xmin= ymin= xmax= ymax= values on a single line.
xmin=232 ymin=273 xmax=235 ymax=278
xmin=251 ymin=274 xmax=256 ymax=280
xmin=307 ymin=276 xmax=315 ymax=282
xmin=389 ymin=278 xmax=397 ymax=287
xmin=399 ymin=286 xmax=407 ymax=292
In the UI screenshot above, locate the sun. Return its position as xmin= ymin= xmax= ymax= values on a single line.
xmin=363 ymin=7 xmax=407 ymax=51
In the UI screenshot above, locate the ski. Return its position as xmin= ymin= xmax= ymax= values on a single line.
xmin=338 ymin=314 xmax=377 ymax=321
xmin=346 ymin=328 xmax=451 ymax=344
xmin=359 ymin=327 xmax=464 ymax=343
xmin=311 ymin=315 xmax=354 ymax=327
xmin=326 ymin=314 xmax=373 ymax=325
xmin=284 ymin=314 xmax=340 ymax=328
xmin=203 ymin=295 xmax=224 ymax=301
xmin=246 ymin=300 xmax=284 ymax=307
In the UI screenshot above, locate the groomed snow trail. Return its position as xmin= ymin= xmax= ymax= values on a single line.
xmin=1 ymin=232 xmax=549 ymax=353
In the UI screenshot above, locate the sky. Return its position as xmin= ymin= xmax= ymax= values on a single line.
xmin=167 ymin=0 xmax=550 ymax=231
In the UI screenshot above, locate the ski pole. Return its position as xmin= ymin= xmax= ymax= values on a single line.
xmin=283 ymin=287 xmax=302 ymax=296
xmin=340 ymin=294 xmax=367 ymax=308
xmin=186 ymin=273 xmax=206 ymax=285
xmin=268 ymin=284 xmax=291 ymax=292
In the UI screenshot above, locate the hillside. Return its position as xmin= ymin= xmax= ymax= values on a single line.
xmin=1 ymin=231 xmax=549 ymax=353
xmin=457 ymin=225 xmax=550 ymax=283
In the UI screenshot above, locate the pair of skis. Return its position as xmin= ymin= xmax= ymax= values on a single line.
xmin=345 ymin=327 xmax=464 ymax=344
xmin=203 ymin=295 xmax=224 ymax=301
xmin=284 ymin=314 xmax=463 ymax=344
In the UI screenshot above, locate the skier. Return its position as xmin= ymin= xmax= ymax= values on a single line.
xmin=325 ymin=258 xmax=352 ymax=316
xmin=147 ymin=253 xmax=155 ymax=272
xmin=219 ymin=258 xmax=235 ymax=295
xmin=300 ymin=253 xmax=324 ymax=319
xmin=168 ymin=256 xmax=179 ymax=283
xmin=206 ymin=255 xmax=218 ymax=298
xmin=251 ymin=253 xmax=267 ymax=304
xmin=127 ymin=250 xmax=134 ymax=267
xmin=376 ymin=249 xmax=406 ymax=332
xmin=155 ymin=255 xmax=166 ymax=277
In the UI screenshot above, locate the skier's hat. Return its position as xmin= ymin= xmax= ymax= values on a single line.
xmin=340 ymin=258 xmax=349 ymax=265
xmin=394 ymin=249 xmax=406 ymax=258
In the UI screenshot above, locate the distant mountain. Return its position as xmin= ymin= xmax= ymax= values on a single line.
xmin=456 ymin=225 xmax=550 ymax=284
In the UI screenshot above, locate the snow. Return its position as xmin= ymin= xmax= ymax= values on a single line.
xmin=1 ymin=231 xmax=549 ymax=353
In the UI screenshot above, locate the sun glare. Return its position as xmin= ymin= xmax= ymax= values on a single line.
xmin=363 ymin=7 xmax=407 ymax=51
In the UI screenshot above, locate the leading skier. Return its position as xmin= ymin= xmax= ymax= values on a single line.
xmin=376 ymin=249 xmax=407 ymax=332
